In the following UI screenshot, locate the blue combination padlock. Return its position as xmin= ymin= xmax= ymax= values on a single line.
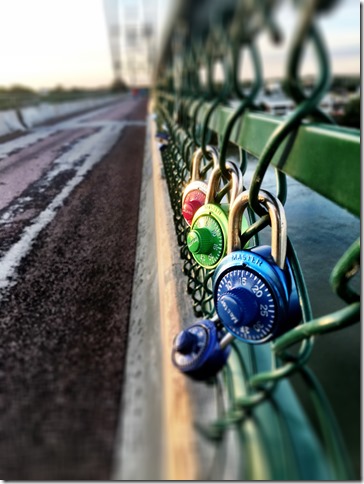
xmin=213 ymin=189 xmax=301 ymax=344
xmin=171 ymin=319 xmax=232 ymax=380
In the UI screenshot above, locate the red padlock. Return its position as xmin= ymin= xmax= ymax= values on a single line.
xmin=181 ymin=146 xmax=219 ymax=226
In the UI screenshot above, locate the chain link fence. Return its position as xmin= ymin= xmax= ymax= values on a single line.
xmin=152 ymin=0 xmax=359 ymax=479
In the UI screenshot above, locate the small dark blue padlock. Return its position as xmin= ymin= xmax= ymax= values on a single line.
xmin=155 ymin=131 xmax=169 ymax=151
xmin=171 ymin=319 xmax=232 ymax=380
xmin=213 ymin=189 xmax=301 ymax=344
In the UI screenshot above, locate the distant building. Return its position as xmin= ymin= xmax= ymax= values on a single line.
xmin=119 ymin=0 xmax=159 ymax=87
xmin=257 ymin=84 xmax=294 ymax=116
xmin=103 ymin=0 xmax=159 ymax=88
xmin=257 ymin=82 xmax=352 ymax=118
xmin=259 ymin=96 xmax=295 ymax=116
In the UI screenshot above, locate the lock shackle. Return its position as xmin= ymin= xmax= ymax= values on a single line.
xmin=191 ymin=145 xmax=219 ymax=181
xmin=205 ymin=161 xmax=240 ymax=205
xmin=211 ymin=314 xmax=235 ymax=349
xmin=219 ymin=331 xmax=235 ymax=349
xmin=228 ymin=189 xmax=287 ymax=269
xmin=229 ymin=161 xmax=244 ymax=201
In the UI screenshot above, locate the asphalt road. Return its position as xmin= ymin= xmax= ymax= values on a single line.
xmin=0 ymin=95 xmax=147 ymax=479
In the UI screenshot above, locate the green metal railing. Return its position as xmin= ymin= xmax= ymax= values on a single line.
xmin=153 ymin=0 xmax=360 ymax=479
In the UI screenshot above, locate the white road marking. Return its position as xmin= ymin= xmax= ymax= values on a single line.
xmin=0 ymin=120 xmax=146 ymax=225
xmin=0 ymin=123 xmax=124 ymax=295
xmin=0 ymin=92 xmax=139 ymax=160
xmin=0 ymin=127 xmax=57 ymax=160
xmin=71 ymin=120 xmax=147 ymax=128
xmin=0 ymin=130 xmax=104 ymax=224
xmin=0 ymin=120 xmax=145 ymax=160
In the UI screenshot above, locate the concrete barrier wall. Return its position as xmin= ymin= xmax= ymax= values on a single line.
xmin=0 ymin=109 xmax=26 ymax=137
xmin=20 ymin=96 xmax=117 ymax=129
xmin=0 ymin=96 xmax=118 ymax=137
xmin=113 ymin=112 xmax=217 ymax=480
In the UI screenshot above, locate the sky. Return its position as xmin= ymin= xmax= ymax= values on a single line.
xmin=0 ymin=0 xmax=114 ymax=89
xmin=255 ymin=0 xmax=360 ymax=80
xmin=0 ymin=0 xmax=360 ymax=90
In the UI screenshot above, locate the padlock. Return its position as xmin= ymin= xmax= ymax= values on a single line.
xmin=171 ymin=319 xmax=232 ymax=380
xmin=186 ymin=161 xmax=246 ymax=270
xmin=155 ymin=131 xmax=169 ymax=151
xmin=212 ymin=189 xmax=301 ymax=344
xmin=181 ymin=146 xmax=219 ymax=226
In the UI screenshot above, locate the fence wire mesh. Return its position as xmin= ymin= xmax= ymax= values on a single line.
xmin=153 ymin=0 xmax=360 ymax=479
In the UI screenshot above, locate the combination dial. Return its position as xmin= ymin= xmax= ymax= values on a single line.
xmin=187 ymin=206 xmax=227 ymax=270
xmin=171 ymin=319 xmax=231 ymax=380
xmin=215 ymin=268 xmax=277 ymax=343
xmin=181 ymin=181 xmax=208 ymax=226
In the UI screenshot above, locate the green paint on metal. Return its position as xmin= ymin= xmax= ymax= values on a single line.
xmin=164 ymin=96 xmax=360 ymax=216
xmin=226 ymin=108 xmax=358 ymax=217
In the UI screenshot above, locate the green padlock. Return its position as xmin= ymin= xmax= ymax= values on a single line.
xmin=187 ymin=161 xmax=247 ymax=270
